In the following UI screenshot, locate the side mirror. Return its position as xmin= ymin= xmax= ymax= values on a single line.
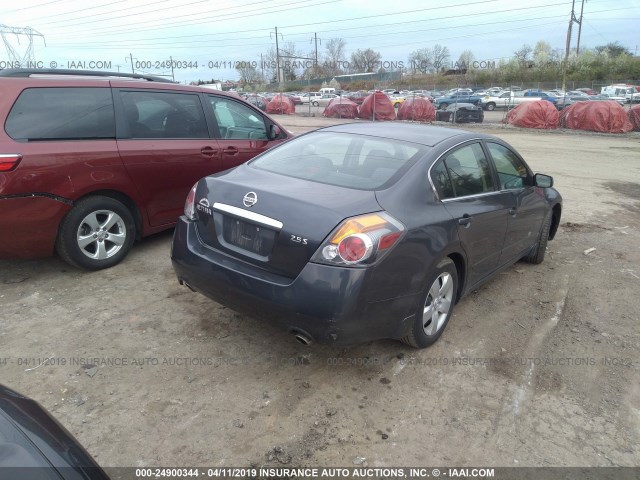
xmin=268 ymin=124 xmax=281 ymax=140
xmin=534 ymin=173 xmax=553 ymax=188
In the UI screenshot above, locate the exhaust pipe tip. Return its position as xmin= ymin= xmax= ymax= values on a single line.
xmin=179 ymin=279 xmax=196 ymax=292
xmin=292 ymin=331 xmax=313 ymax=346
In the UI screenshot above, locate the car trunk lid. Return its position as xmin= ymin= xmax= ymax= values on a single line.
xmin=193 ymin=167 xmax=382 ymax=278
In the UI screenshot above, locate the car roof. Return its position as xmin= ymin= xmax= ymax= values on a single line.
xmin=317 ymin=122 xmax=486 ymax=147
xmin=0 ymin=69 xmax=246 ymax=100
xmin=0 ymin=68 xmax=174 ymax=83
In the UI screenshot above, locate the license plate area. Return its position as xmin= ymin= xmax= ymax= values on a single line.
xmin=222 ymin=216 xmax=276 ymax=256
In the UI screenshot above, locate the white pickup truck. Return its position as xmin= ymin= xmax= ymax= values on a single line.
xmin=481 ymin=90 xmax=558 ymax=110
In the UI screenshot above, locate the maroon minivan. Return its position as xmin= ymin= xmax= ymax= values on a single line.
xmin=0 ymin=69 xmax=291 ymax=269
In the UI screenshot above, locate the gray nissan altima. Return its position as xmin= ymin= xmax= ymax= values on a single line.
xmin=171 ymin=123 xmax=562 ymax=348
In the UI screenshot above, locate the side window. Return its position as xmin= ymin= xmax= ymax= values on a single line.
xmin=442 ymin=143 xmax=495 ymax=197
xmin=486 ymin=142 xmax=528 ymax=190
xmin=207 ymin=96 xmax=268 ymax=140
xmin=431 ymin=161 xmax=454 ymax=199
xmin=120 ymin=91 xmax=208 ymax=139
xmin=6 ymin=87 xmax=115 ymax=141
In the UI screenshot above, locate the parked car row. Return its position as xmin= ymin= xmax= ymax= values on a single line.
xmin=480 ymin=88 xmax=630 ymax=111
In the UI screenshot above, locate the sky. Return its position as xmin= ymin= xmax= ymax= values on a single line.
xmin=1 ymin=0 xmax=638 ymax=84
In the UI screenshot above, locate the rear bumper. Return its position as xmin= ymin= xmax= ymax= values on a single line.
xmin=0 ymin=195 xmax=71 ymax=259
xmin=171 ymin=217 xmax=417 ymax=346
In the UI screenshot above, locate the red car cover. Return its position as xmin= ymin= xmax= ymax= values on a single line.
xmin=266 ymin=94 xmax=295 ymax=115
xmin=323 ymin=97 xmax=358 ymax=119
xmin=560 ymin=101 xmax=633 ymax=133
xmin=396 ymin=97 xmax=436 ymax=122
xmin=629 ymin=104 xmax=640 ymax=132
xmin=505 ymin=101 xmax=559 ymax=129
xmin=357 ymin=91 xmax=396 ymax=121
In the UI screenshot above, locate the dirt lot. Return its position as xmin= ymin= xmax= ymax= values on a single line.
xmin=1 ymin=117 xmax=639 ymax=469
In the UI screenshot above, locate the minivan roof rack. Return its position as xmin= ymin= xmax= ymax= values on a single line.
xmin=0 ymin=68 xmax=176 ymax=83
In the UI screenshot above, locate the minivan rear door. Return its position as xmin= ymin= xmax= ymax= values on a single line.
xmin=114 ymin=88 xmax=222 ymax=228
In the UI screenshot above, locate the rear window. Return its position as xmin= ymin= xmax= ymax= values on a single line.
xmin=6 ymin=87 xmax=115 ymax=141
xmin=251 ymin=132 xmax=426 ymax=190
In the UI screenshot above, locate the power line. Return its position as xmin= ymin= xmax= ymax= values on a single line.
xmin=48 ymin=0 xmax=500 ymax=38
xmin=33 ymin=0 xmax=341 ymax=32
xmin=49 ymin=0 xmax=570 ymax=44
xmin=3 ymin=0 xmax=66 ymax=14
xmin=48 ymin=4 xmax=626 ymax=51
xmin=21 ymin=0 xmax=129 ymax=21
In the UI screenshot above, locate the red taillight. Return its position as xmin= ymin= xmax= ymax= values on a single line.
xmin=338 ymin=234 xmax=373 ymax=263
xmin=379 ymin=231 xmax=402 ymax=250
xmin=184 ymin=183 xmax=198 ymax=220
xmin=0 ymin=154 xmax=22 ymax=172
xmin=312 ymin=212 xmax=405 ymax=267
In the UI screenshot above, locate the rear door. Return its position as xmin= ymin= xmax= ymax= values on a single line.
xmin=114 ymin=88 xmax=221 ymax=227
xmin=432 ymin=142 xmax=511 ymax=286
xmin=203 ymin=94 xmax=282 ymax=171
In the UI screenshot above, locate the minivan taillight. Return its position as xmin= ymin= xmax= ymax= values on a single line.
xmin=184 ymin=183 xmax=198 ymax=220
xmin=0 ymin=154 xmax=22 ymax=172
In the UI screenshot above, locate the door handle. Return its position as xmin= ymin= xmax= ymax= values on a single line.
xmin=458 ymin=214 xmax=472 ymax=227
xmin=222 ymin=146 xmax=239 ymax=155
xmin=200 ymin=146 xmax=218 ymax=157
xmin=508 ymin=207 xmax=517 ymax=216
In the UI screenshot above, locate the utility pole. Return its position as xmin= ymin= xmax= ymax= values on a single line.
xmin=274 ymin=27 xmax=281 ymax=83
xmin=561 ymin=0 xmax=580 ymax=92
xmin=576 ymin=0 xmax=585 ymax=54
xmin=129 ymin=53 xmax=135 ymax=74
xmin=312 ymin=33 xmax=321 ymax=78
xmin=169 ymin=55 xmax=175 ymax=82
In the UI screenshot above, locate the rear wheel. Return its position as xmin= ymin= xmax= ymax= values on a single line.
xmin=312 ymin=101 xmax=319 ymax=107
xmin=56 ymin=196 xmax=136 ymax=270
xmin=439 ymin=102 xmax=449 ymax=110
xmin=522 ymin=213 xmax=552 ymax=264
xmin=485 ymin=102 xmax=496 ymax=111
xmin=401 ymin=258 xmax=458 ymax=348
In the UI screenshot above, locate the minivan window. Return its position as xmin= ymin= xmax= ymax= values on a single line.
xmin=251 ymin=132 xmax=425 ymax=190
xmin=120 ymin=90 xmax=208 ymax=139
xmin=6 ymin=87 xmax=115 ymax=141
xmin=207 ymin=96 xmax=268 ymax=140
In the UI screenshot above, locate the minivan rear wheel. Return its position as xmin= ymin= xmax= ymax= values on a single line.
xmin=56 ymin=196 xmax=136 ymax=270
xmin=401 ymin=257 xmax=458 ymax=348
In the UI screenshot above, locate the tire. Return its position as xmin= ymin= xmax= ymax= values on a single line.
xmin=522 ymin=212 xmax=552 ymax=264
xmin=486 ymin=102 xmax=496 ymax=111
xmin=55 ymin=196 xmax=136 ymax=270
xmin=401 ymin=257 xmax=458 ymax=348
xmin=312 ymin=101 xmax=319 ymax=107
xmin=439 ymin=103 xmax=449 ymax=110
